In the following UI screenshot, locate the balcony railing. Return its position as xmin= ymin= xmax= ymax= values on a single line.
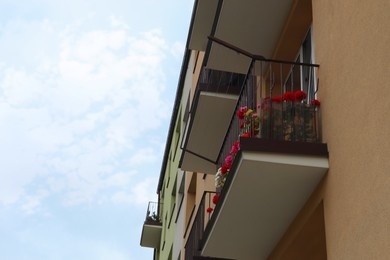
xmin=144 ymin=201 xmax=161 ymax=225
xmin=217 ymin=56 xmax=321 ymax=169
xmin=179 ymin=64 xmax=247 ymax=174
xmin=185 ymin=191 xmax=217 ymax=260
xmin=196 ymin=67 xmax=246 ymax=96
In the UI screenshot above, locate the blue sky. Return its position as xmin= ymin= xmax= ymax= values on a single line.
xmin=0 ymin=0 xmax=192 ymax=259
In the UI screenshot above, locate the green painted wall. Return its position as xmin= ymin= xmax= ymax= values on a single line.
xmin=158 ymin=107 xmax=183 ymax=260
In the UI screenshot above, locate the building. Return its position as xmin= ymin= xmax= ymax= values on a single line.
xmin=141 ymin=0 xmax=390 ymax=259
xmin=139 ymin=48 xmax=193 ymax=259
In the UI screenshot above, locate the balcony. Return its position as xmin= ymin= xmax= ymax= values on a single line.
xmin=184 ymin=191 xmax=216 ymax=260
xmin=189 ymin=0 xmax=296 ymax=74
xmin=140 ymin=201 xmax=162 ymax=248
xmin=185 ymin=192 xmax=235 ymax=260
xmin=185 ymin=52 xmax=329 ymax=259
xmin=180 ymin=68 xmax=247 ymax=174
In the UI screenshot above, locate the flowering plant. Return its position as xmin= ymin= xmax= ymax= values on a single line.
xmin=259 ymin=90 xmax=321 ymax=142
xmin=146 ymin=212 xmax=161 ymax=223
xmin=206 ymin=207 xmax=214 ymax=213
xmin=215 ymin=141 xmax=240 ymax=190
xmin=212 ymin=194 xmax=220 ymax=204
xmin=237 ymin=106 xmax=259 ymax=138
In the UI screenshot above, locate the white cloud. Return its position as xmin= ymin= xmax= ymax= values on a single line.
xmin=0 ymin=17 xmax=174 ymax=210
xmin=21 ymin=189 xmax=49 ymax=215
xmin=171 ymin=41 xmax=185 ymax=58
xmin=111 ymin=177 xmax=158 ymax=205
xmin=129 ymin=148 xmax=159 ymax=165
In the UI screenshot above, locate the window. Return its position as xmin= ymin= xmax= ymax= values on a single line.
xmin=168 ymin=175 xmax=177 ymax=228
xmin=175 ymin=171 xmax=185 ymax=223
xmin=285 ymin=28 xmax=317 ymax=101
xmin=173 ymin=109 xmax=181 ymax=161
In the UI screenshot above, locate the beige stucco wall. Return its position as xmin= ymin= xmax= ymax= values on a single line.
xmin=314 ymin=0 xmax=390 ymax=258
xmin=271 ymin=0 xmax=390 ymax=259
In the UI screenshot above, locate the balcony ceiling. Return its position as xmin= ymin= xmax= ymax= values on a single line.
xmin=188 ymin=0 xmax=219 ymax=51
xmin=181 ymin=92 xmax=238 ymax=174
xmin=189 ymin=0 xmax=294 ymax=74
xmin=202 ymin=150 xmax=329 ymax=259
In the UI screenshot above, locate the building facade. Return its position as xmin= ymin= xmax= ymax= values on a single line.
xmin=142 ymin=0 xmax=390 ymax=259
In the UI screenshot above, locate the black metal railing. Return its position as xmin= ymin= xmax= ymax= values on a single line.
xmin=215 ymin=41 xmax=321 ymax=168
xmin=144 ymin=201 xmax=162 ymax=225
xmin=185 ymin=191 xmax=217 ymax=260
xmin=196 ymin=67 xmax=246 ymax=95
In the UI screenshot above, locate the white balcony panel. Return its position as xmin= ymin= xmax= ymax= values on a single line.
xmin=202 ymin=151 xmax=329 ymax=259
xmin=140 ymin=224 xmax=162 ymax=248
xmin=188 ymin=0 xmax=219 ymax=51
xmin=207 ymin=0 xmax=294 ymax=74
xmin=181 ymin=92 xmax=238 ymax=174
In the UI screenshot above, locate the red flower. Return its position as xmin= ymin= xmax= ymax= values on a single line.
xmin=272 ymin=96 xmax=282 ymax=103
xmin=236 ymin=110 xmax=245 ymax=120
xmin=310 ymin=99 xmax=321 ymax=106
xmin=206 ymin=207 xmax=213 ymax=213
xmin=233 ymin=141 xmax=240 ymax=150
xmin=294 ymin=90 xmax=307 ymax=102
xmin=221 ymin=164 xmax=229 ymax=174
xmin=282 ymin=92 xmax=295 ymax=101
xmin=240 ymin=122 xmax=245 ymax=129
xmin=242 ymin=132 xmax=251 ymax=138
xmin=212 ymin=194 xmax=220 ymax=204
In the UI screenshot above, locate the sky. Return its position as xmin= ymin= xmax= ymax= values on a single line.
xmin=0 ymin=0 xmax=193 ymax=259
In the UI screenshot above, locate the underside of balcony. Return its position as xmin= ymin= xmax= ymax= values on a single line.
xmin=180 ymin=68 xmax=246 ymax=174
xmin=189 ymin=0 xmax=295 ymax=74
xmin=201 ymin=139 xmax=329 ymax=260
xmin=140 ymin=222 xmax=162 ymax=248
xmin=181 ymin=91 xmax=238 ymax=174
xmin=140 ymin=201 xmax=162 ymax=248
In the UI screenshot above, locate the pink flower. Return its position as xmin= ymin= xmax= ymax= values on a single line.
xmin=230 ymin=145 xmax=238 ymax=154
xmin=252 ymin=113 xmax=258 ymax=118
xmin=233 ymin=141 xmax=240 ymax=150
xmin=239 ymin=106 xmax=248 ymax=113
xmin=206 ymin=207 xmax=213 ymax=213
xmin=225 ymin=155 xmax=233 ymax=165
